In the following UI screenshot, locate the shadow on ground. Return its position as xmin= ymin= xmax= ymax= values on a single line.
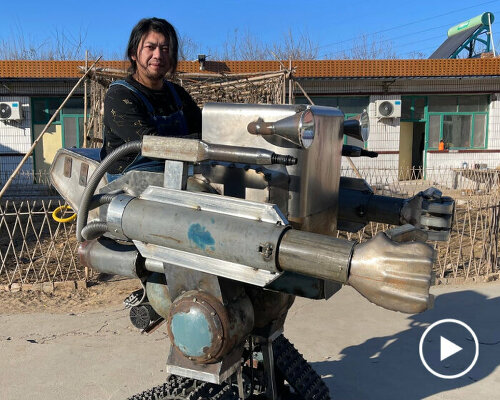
xmin=310 ymin=290 xmax=500 ymax=400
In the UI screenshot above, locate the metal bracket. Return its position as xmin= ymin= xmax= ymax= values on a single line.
xmin=164 ymin=160 xmax=189 ymax=190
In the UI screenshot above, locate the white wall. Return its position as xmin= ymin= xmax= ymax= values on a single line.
xmin=343 ymin=94 xmax=500 ymax=180
xmin=0 ymin=96 xmax=32 ymax=183
xmin=342 ymin=95 xmax=401 ymax=186
xmin=0 ymin=96 xmax=31 ymax=153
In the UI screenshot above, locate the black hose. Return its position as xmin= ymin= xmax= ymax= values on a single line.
xmin=271 ymin=153 xmax=297 ymax=165
xmin=76 ymin=141 xmax=142 ymax=242
xmin=89 ymin=193 xmax=118 ymax=210
xmin=81 ymin=221 xmax=109 ymax=241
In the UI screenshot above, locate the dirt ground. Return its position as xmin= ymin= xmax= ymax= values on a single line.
xmin=0 ymin=278 xmax=141 ymax=314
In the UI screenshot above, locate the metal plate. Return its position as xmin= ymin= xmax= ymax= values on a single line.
xmin=202 ymin=103 xmax=344 ymax=234
xmin=134 ymin=241 xmax=281 ymax=287
xmin=140 ymin=186 xmax=288 ymax=225
xmin=79 ymin=162 xmax=89 ymax=187
xmin=63 ymin=156 xmax=72 ymax=178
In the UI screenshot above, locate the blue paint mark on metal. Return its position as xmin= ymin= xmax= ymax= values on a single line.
xmin=188 ymin=223 xmax=215 ymax=251
xmin=210 ymin=218 xmax=215 ymax=224
xmin=171 ymin=309 xmax=212 ymax=357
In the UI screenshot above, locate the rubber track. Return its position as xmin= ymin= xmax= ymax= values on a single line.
xmin=126 ymin=375 xmax=239 ymax=400
xmin=273 ymin=335 xmax=331 ymax=400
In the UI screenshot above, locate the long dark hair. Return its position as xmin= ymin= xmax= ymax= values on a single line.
xmin=127 ymin=18 xmax=179 ymax=74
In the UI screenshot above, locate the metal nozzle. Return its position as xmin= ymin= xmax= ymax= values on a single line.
xmin=348 ymin=232 xmax=435 ymax=314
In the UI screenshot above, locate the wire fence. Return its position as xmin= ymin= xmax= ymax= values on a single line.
xmin=0 ymin=198 xmax=82 ymax=288
xmin=340 ymin=165 xmax=500 ymax=283
xmin=341 ymin=165 xmax=500 ymax=198
xmin=0 ymin=166 xmax=499 ymax=289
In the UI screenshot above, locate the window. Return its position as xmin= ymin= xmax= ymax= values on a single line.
xmin=32 ymin=98 xmax=62 ymax=124
xmin=443 ymin=115 xmax=471 ymax=148
xmin=402 ymin=96 xmax=426 ymax=121
xmin=427 ymin=95 xmax=488 ymax=149
xmin=295 ymin=96 xmax=369 ymax=115
xmin=428 ymin=115 xmax=441 ymax=149
xmin=428 ymin=96 xmax=458 ymax=112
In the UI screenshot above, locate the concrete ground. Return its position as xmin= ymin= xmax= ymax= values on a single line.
xmin=0 ymin=281 xmax=499 ymax=400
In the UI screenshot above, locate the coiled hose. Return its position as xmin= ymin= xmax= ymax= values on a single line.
xmin=81 ymin=221 xmax=109 ymax=240
xmin=80 ymin=194 xmax=119 ymax=240
xmin=89 ymin=193 xmax=118 ymax=210
xmin=76 ymin=141 xmax=142 ymax=242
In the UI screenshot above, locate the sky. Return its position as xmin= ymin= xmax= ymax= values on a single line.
xmin=2 ymin=0 xmax=500 ymax=60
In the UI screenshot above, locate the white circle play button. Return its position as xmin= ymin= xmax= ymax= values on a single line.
xmin=440 ymin=336 xmax=462 ymax=361
xmin=419 ymin=318 xmax=479 ymax=379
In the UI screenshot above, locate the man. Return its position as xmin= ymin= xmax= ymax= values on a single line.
xmin=101 ymin=18 xmax=202 ymax=177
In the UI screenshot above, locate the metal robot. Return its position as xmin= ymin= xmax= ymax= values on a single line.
xmin=50 ymin=103 xmax=454 ymax=400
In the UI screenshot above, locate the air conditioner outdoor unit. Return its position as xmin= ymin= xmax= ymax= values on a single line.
xmin=375 ymin=100 xmax=401 ymax=118
xmin=0 ymin=101 xmax=23 ymax=121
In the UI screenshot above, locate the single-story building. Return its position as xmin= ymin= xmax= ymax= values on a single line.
xmin=1 ymin=58 xmax=500 ymax=187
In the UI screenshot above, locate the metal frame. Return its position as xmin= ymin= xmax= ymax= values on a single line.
xmin=295 ymin=95 xmax=370 ymax=148
xmin=450 ymin=26 xmax=492 ymax=59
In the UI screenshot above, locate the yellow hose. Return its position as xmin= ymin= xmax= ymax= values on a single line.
xmin=52 ymin=205 xmax=77 ymax=223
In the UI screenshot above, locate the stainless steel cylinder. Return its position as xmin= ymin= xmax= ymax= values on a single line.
xmin=109 ymin=197 xmax=287 ymax=272
xmin=78 ymin=238 xmax=145 ymax=278
xmin=146 ymin=273 xmax=172 ymax=319
xmin=278 ymin=229 xmax=354 ymax=283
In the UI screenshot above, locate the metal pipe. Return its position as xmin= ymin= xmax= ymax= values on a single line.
xmin=278 ymin=229 xmax=353 ymax=283
xmin=145 ymin=258 xmax=164 ymax=273
xmin=111 ymin=197 xmax=287 ymax=272
xmin=338 ymin=188 xmax=404 ymax=226
xmin=141 ymin=136 xmax=297 ymax=166
xmin=78 ymin=238 xmax=146 ymax=278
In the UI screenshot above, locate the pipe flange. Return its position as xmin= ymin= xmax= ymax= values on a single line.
xmin=106 ymin=194 xmax=135 ymax=240
xmin=167 ymin=290 xmax=229 ymax=364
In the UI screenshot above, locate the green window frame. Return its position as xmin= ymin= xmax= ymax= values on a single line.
xmin=426 ymin=95 xmax=489 ymax=150
xmin=31 ymin=96 xmax=87 ymax=172
xmin=31 ymin=96 xmax=87 ymax=147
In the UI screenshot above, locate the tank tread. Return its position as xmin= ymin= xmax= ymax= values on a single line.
xmin=126 ymin=375 xmax=239 ymax=400
xmin=273 ymin=335 xmax=331 ymax=400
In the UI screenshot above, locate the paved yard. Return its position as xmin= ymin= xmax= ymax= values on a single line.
xmin=0 ymin=281 xmax=499 ymax=400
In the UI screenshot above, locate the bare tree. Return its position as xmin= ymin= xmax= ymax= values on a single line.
xmin=337 ymin=34 xmax=397 ymax=59
xmin=201 ymin=29 xmax=318 ymax=61
xmin=179 ymin=34 xmax=200 ymax=61
xmin=406 ymin=50 xmax=427 ymax=59
xmin=50 ymin=28 xmax=88 ymax=60
xmin=271 ymin=30 xmax=318 ymax=60
xmin=0 ymin=23 xmax=101 ymax=60
xmin=216 ymin=29 xmax=269 ymax=60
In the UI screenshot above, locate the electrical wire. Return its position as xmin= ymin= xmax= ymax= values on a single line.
xmin=316 ymin=0 xmax=500 ymax=51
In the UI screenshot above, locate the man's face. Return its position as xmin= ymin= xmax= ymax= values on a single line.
xmin=132 ymin=30 xmax=171 ymax=86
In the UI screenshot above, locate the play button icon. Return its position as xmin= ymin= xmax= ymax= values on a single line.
xmin=440 ymin=336 xmax=462 ymax=361
xmin=419 ymin=319 xmax=479 ymax=379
